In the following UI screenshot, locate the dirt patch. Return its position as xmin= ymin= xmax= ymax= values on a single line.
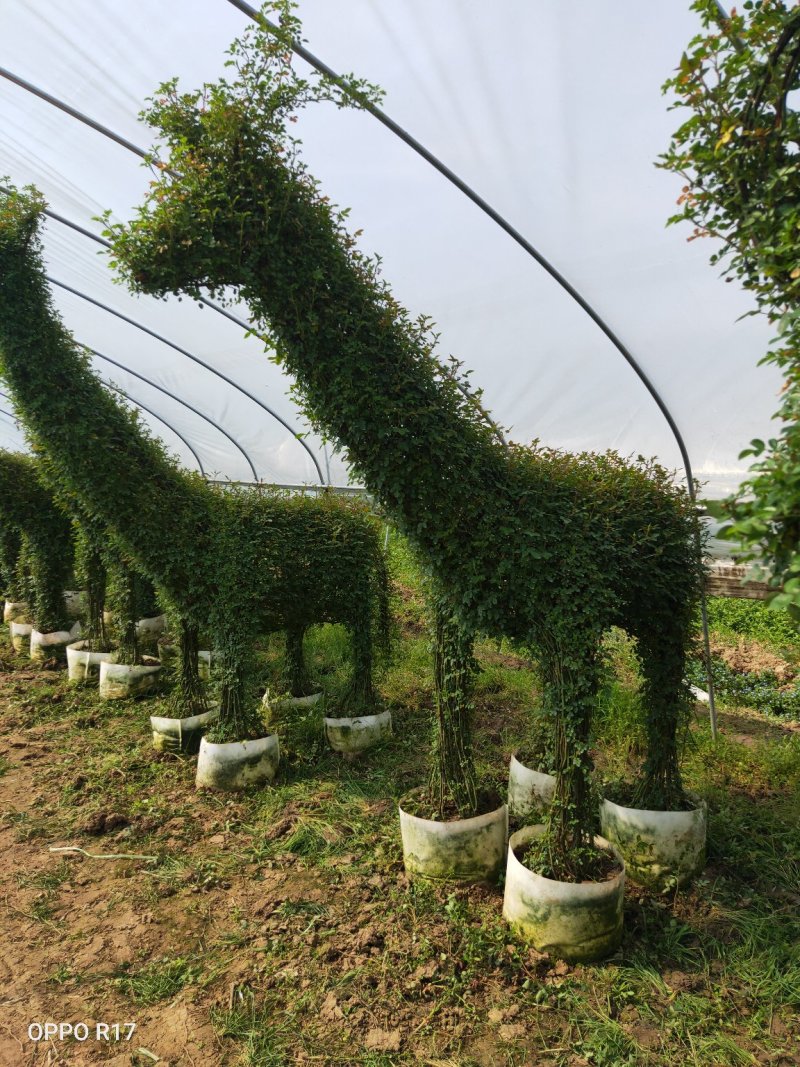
xmin=477 ymin=647 xmax=533 ymax=672
xmin=79 ymin=812 xmax=131 ymax=836
xmin=710 ymin=636 xmax=795 ymax=682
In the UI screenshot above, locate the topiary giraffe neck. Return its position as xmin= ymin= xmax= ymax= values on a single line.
xmin=0 ymin=191 xmax=215 ymax=611
xmin=108 ymin=116 xmax=527 ymax=636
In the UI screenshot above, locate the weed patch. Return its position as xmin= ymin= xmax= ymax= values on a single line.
xmin=115 ymin=955 xmax=200 ymax=1005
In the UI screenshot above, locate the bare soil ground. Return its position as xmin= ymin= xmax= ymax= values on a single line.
xmin=0 ymin=640 xmax=798 ymax=1066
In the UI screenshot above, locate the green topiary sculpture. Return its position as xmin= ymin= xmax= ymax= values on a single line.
xmin=100 ymin=7 xmax=703 ymax=875
xmin=0 ymin=199 xmax=390 ymax=748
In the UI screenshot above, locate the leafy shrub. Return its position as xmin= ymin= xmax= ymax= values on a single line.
xmin=0 ymin=451 xmax=72 ymax=632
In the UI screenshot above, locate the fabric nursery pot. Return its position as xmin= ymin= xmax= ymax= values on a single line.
xmin=99 ymin=660 xmax=161 ymax=699
xmin=9 ymin=619 xmax=32 ymax=652
xmin=398 ymin=801 xmax=508 ymax=883
xmin=3 ymin=600 xmax=30 ymax=624
xmin=66 ymin=640 xmax=113 ymax=683
xmin=150 ymin=706 xmax=220 ymax=754
xmin=195 ymin=734 xmax=280 ymax=790
xmin=599 ymin=795 xmax=707 ymax=892
xmin=507 ymin=754 xmax=556 ymax=821
xmin=30 ymin=622 xmax=81 ymax=663
xmin=503 ymin=825 xmax=625 ymax=963
xmin=325 ymin=709 xmax=391 ymax=754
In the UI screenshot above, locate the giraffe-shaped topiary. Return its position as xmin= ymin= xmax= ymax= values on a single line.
xmin=0 ymin=453 xmax=199 ymax=703
xmin=0 ymin=188 xmax=390 ymax=758
xmin=101 ymin=10 xmax=703 ymax=876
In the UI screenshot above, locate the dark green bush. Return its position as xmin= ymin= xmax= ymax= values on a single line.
xmin=686 ymin=655 xmax=800 ymax=720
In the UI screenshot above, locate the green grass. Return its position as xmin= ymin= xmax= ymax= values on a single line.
xmin=5 ymin=810 xmax=49 ymax=842
xmin=16 ymin=859 xmax=72 ymax=893
xmin=594 ymin=629 xmax=646 ymax=752
xmin=143 ymin=854 xmax=232 ymax=900
xmin=115 ymin=955 xmax=200 ymax=1005
xmin=8 ymin=861 xmax=72 ymax=927
xmin=212 ymin=993 xmax=292 ymax=1066
xmin=703 ymin=596 xmax=800 ymax=656
xmin=47 ymin=963 xmax=78 ymax=985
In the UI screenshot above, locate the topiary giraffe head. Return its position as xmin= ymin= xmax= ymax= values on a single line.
xmin=104 ymin=1 xmax=382 ymax=307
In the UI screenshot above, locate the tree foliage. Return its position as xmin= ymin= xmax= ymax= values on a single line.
xmin=103 ymin=1 xmax=703 ymax=875
xmin=662 ymin=0 xmax=800 ymax=611
xmin=104 ymin=553 xmax=159 ymax=666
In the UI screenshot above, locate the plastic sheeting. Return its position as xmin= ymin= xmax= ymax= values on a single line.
xmin=0 ymin=1 xmax=784 ymax=495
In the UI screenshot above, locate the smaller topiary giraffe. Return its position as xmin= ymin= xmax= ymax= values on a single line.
xmin=0 ymin=196 xmax=390 ymax=749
